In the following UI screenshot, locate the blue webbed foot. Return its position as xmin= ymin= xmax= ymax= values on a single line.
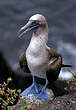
xmin=35 ymin=89 xmax=50 ymax=99
xmin=20 ymin=83 xmax=42 ymax=96
xmin=20 ymin=75 xmax=42 ymax=96
xmin=35 ymin=78 xmax=50 ymax=99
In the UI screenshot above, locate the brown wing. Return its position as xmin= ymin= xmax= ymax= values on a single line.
xmin=46 ymin=48 xmax=62 ymax=83
xmin=19 ymin=52 xmax=30 ymax=73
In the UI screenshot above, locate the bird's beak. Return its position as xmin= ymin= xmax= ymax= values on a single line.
xmin=18 ymin=20 xmax=40 ymax=38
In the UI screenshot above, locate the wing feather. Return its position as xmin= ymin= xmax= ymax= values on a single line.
xmin=46 ymin=48 xmax=62 ymax=83
xmin=19 ymin=52 xmax=30 ymax=73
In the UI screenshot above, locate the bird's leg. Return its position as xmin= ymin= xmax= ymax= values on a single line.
xmin=35 ymin=78 xmax=50 ymax=99
xmin=20 ymin=75 xmax=42 ymax=96
xmin=32 ymin=75 xmax=42 ymax=93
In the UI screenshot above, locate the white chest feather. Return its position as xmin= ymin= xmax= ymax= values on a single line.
xmin=26 ymin=37 xmax=48 ymax=78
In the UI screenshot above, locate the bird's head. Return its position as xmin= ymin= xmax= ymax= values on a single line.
xmin=19 ymin=14 xmax=48 ymax=38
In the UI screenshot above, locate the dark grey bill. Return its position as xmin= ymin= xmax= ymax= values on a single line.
xmin=18 ymin=20 xmax=40 ymax=38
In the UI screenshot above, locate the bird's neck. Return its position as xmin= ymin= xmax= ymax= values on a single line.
xmin=27 ymin=24 xmax=48 ymax=56
xmin=28 ymin=29 xmax=48 ymax=55
xmin=33 ymin=25 xmax=48 ymax=43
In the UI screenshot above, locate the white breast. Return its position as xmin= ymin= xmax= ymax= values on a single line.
xmin=26 ymin=36 xmax=48 ymax=78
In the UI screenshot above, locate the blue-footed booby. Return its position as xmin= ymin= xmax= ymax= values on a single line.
xmin=19 ymin=14 xmax=72 ymax=99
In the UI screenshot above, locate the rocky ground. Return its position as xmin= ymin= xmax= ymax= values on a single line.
xmin=13 ymin=79 xmax=76 ymax=110
xmin=13 ymin=91 xmax=76 ymax=110
xmin=38 ymin=92 xmax=76 ymax=110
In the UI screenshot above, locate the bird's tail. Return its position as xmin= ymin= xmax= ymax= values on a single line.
xmin=61 ymin=64 xmax=72 ymax=67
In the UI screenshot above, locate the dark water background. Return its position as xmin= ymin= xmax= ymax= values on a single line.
xmin=0 ymin=0 xmax=76 ymax=77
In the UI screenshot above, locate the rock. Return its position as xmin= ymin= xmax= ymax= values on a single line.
xmin=13 ymin=88 xmax=54 ymax=109
xmin=11 ymin=92 xmax=76 ymax=110
xmin=38 ymin=92 xmax=76 ymax=110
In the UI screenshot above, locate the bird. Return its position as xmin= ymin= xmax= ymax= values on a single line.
xmin=18 ymin=14 xmax=72 ymax=99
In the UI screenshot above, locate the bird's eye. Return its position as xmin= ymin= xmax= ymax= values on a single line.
xmin=32 ymin=20 xmax=40 ymax=26
xmin=29 ymin=20 xmax=39 ymax=24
